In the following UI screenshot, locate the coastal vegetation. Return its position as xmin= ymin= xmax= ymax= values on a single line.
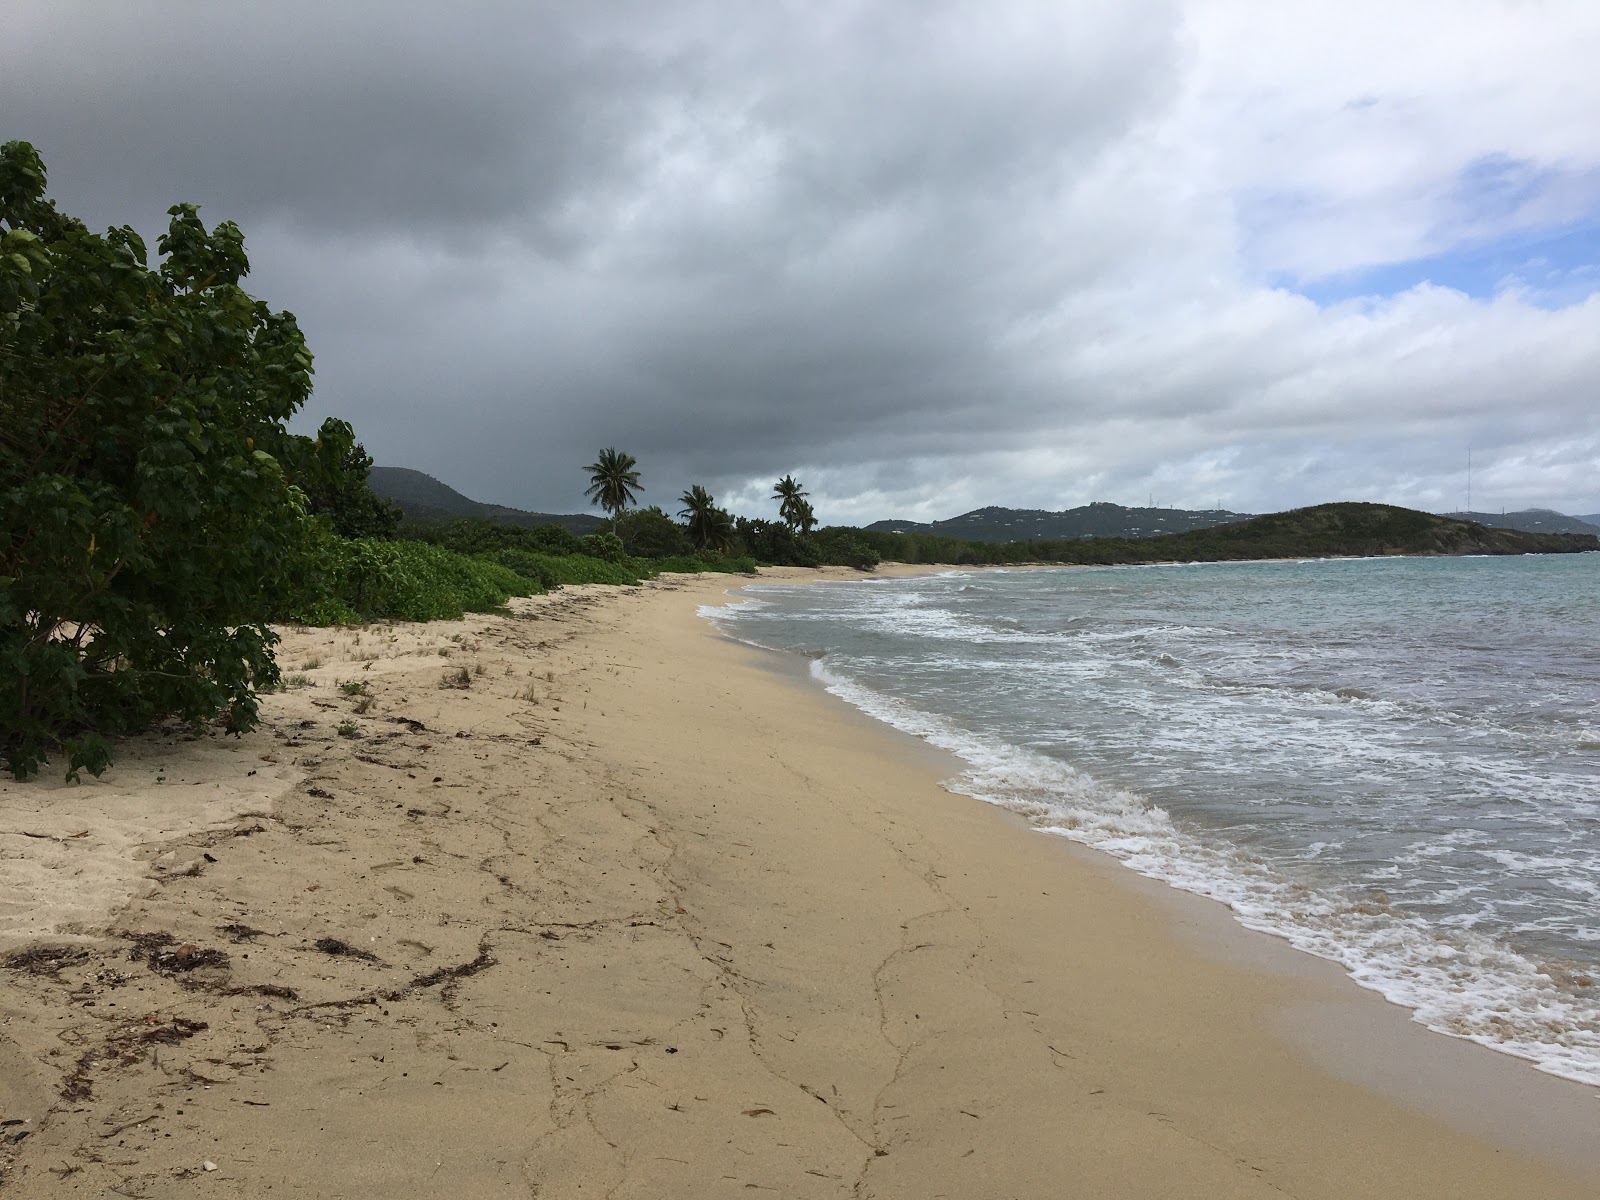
xmin=2 ymin=142 xmax=324 ymax=780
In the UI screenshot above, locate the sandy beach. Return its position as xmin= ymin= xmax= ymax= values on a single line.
xmin=2 ymin=566 xmax=1596 ymax=1198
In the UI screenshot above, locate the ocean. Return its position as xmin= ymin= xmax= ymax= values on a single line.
xmin=704 ymin=554 xmax=1600 ymax=1086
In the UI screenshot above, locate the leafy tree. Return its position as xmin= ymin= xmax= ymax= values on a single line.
xmin=678 ymin=484 xmax=734 ymax=552
xmin=287 ymin=417 xmax=400 ymax=540
xmin=772 ymin=474 xmax=811 ymax=531
xmin=733 ymin=516 xmax=820 ymax=567
xmin=525 ymin=523 xmax=585 ymax=555
xmin=618 ymin=505 xmax=691 ymax=558
xmin=1 ymin=141 xmax=319 ymax=779
xmin=811 ymin=527 xmax=881 ymax=570
xmin=583 ymin=447 xmax=642 ymax=533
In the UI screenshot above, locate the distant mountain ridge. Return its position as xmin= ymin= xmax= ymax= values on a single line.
xmin=369 ymin=466 xmax=604 ymax=535
xmin=1160 ymin=503 xmax=1597 ymax=561
xmin=921 ymin=503 xmax=1598 ymax=564
xmin=867 ymin=502 xmax=1255 ymax=543
xmin=1441 ymin=509 xmax=1600 ymax=537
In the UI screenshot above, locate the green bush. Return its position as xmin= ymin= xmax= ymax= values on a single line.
xmin=524 ymin=524 xmax=584 ymax=555
xmin=734 ymin=517 xmax=821 ymax=567
xmin=535 ymin=552 xmax=641 ymax=586
xmin=618 ymin=506 xmax=692 ymax=557
xmin=477 ymin=547 xmax=558 ymax=591
xmin=1 ymin=142 xmax=321 ymax=780
xmin=811 ymin=528 xmax=882 ymax=570
xmin=579 ymin=530 xmax=627 ymax=562
xmin=291 ymin=539 xmax=534 ymax=624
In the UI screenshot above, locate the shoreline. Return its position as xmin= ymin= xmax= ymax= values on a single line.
xmin=1 ymin=566 xmax=1595 ymax=1197
xmin=704 ymin=568 xmax=1600 ymax=1170
xmin=726 ymin=559 xmax=1600 ymax=1093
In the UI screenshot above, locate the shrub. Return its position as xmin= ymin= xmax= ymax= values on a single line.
xmin=811 ymin=528 xmax=881 ymax=571
xmin=618 ymin=506 xmax=691 ymax=558
xmin=579 ymin=530 xmax=627 ymax=562
xmin=287 ymin=418 xmax=401 ymax=540
xmin=1 ymin=142 xmax=322 ymax=779
xmin=289 ymin=538 xmax=533 ymax=624
xmin=734 ymin=517 xmax=821 ymax=567
xmin=525 ymin=524 xmax=584 ymax=555
xmin=535 ymin=553 xmax=641 ymax=586
xmin=476 ymin=548 xmax=557 ymax=591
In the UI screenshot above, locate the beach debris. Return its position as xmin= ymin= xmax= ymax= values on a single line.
xmin=404 ymin=945 xmax=494 ymax=992
xmin=219 ymin=923 xmax=267 ymax=942
xmin=124 ymin=932 xmax=230 ymax=973
xmin=203 ymin=1160 xmax=217 ymax=1172
xmin=61 ymin=1017 xmax=208 ymax=1101
xmin=292 ymin=939 xmax=496 ymax=1013
xmin=741 ymin=1107 xmax=776 ymax=1118
xmin=221 ymin=983 xmax=299 ymax=1000
xmin=313 ymin=937 xmax=381 ymax=962
xmin=3 ymin=944 xmax=89 ymax=977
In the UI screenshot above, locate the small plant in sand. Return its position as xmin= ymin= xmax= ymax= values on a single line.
xmin=518 ymin=684 xmax=540 ymax=704
xmin=336 ymin=721 xmax=359 ymax=738
xmin=351 ymin=694 xmax=374 ymax=715
xmin=282 ymin=673 xmax=313 ymax=690
xmin=337 ymin=679 xmax=368 ymax=696
xmin=440 ymin=665 xmax=472 ymax=689
xmin=300 ymin=659 xmax=322 ymax=671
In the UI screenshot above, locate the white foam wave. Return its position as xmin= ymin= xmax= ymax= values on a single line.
xmin=810 ymin=659 xmax=1600 ymax=1088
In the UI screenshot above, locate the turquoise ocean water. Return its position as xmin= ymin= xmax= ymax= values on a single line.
xmin=705 ymin=554 xmax=1600 ymax=1085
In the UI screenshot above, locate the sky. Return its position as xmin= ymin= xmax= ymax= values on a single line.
xmin=5 ymin=1 xmax=1599 ymax=523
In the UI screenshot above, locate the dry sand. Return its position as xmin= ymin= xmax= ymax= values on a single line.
xmin=1 ymin=566 xmax=1596 ymax=1198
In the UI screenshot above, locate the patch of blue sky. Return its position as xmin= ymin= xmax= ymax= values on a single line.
xmin=1289 ymin=220 xmax=1600 ymax=308
xmin=1450 ymin=153 xmax=1552 ymax=228
xmin=1260 ymin=154 xmax=1600 ymax=309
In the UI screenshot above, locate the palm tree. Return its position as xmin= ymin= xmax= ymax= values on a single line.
xmin=772 ymin=475 xmax=810 ymax=531
xmin=584 ymin=448 xmax=642 ymax=533
xmin=678 ymin=485 xmax=736 ymax=552
xmin=792 ymin=497 xmax=817 ymax=535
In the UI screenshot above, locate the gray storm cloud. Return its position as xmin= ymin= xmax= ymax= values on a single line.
xmin=5 ymin=0 xmax=1598 ymax=521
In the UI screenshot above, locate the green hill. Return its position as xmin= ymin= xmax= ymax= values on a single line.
xmin=1040 ymin=503 xmax=1600 ymax=564
xmin=855 ymin=502 xmax=1599 ymax=566
xmin=368 ymin=466 xmax=604 ymax=535
xmin=867 ymin=502 xmax=1251 ymax=542
xmin=1441 ymin=509 xmax=1600 ymax=537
